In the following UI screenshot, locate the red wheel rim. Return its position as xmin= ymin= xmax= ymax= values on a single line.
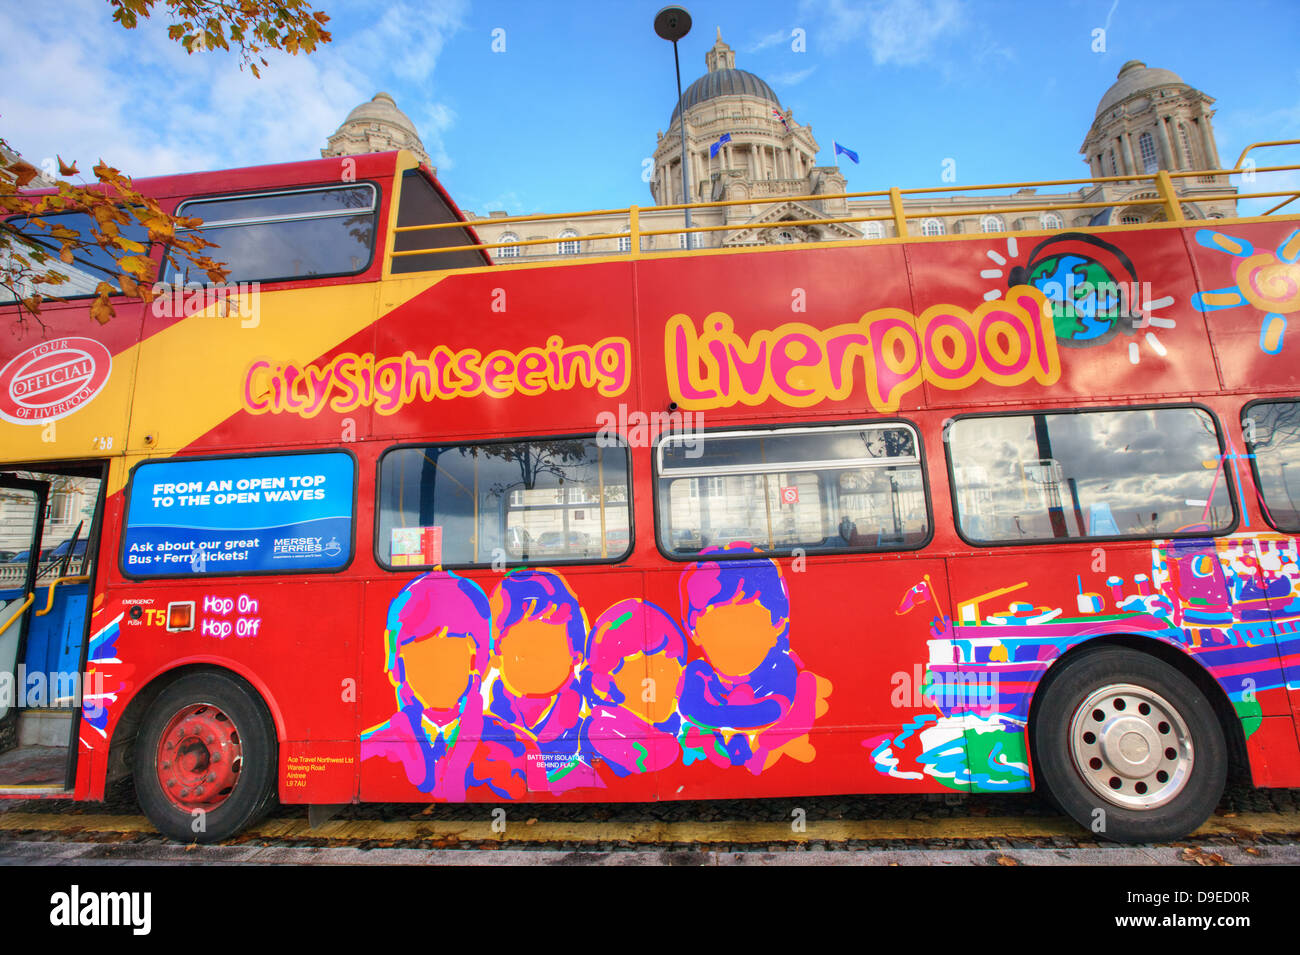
xmin=155 ymin=703 xmax=243 ymax=812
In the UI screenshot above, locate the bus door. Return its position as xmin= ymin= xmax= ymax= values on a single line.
xmin=0 ymin=465 xmax=105 ymax=793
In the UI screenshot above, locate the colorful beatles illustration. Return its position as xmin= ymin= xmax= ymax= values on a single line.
xmin=482 ymin=569 xmax=592 ymax=792
xmin=676 ymin=545 xmax=832 ymax=773
xmin=360 ymin=571 xmax=524 ymax=799
xmin=364 ymin=551 xmax=831 ymax=798
xmin=580 ymin=598 xmax=688 ymax=776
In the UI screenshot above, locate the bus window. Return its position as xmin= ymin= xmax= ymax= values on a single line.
xmin=376 ymin=438 xmax=631 ymax=568
xmin=162 ymin=183 xmax=378 ymax=284
xmin=948 ymin=406 xmax=1234 ymax=543
xmin=656 ymin=423 xmax=929 ymax=557
xmin=391 ymin=170 xmax=490 ymax=271
xmin=0 ymin=211 xmax=150 ymax=301
xmin=1243 ymin=399 xmax=1300 ymax=532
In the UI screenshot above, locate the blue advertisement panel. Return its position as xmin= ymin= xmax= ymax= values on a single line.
xmin=123 ymin=452 xmax=354 ymax=576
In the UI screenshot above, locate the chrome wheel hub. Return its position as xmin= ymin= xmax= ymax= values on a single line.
xmin=1068 ymin=683 xmax=1193 ymax=809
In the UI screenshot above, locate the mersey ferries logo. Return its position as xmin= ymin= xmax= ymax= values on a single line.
xmin=0 ymin=337 xmax=112 ymax=425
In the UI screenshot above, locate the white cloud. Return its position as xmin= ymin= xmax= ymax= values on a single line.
xmin=0 ymin=0 xmax=466 ymax=179
xmin=747 ymin=29 xmax=789 ymax=54
xmin=803 ymin=0 xmax=967 ymax=66
xmin=769 ymin=67 xmax=818 ymax=87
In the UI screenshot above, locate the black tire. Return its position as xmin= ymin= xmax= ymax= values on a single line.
xmin=133 ymin=671 xmax=278 ymax=843
xmin=1032 ymin=648 xmax=1226 ymax=844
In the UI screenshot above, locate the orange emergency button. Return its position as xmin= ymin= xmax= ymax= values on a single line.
xmin=166 ymin=601 xmax=195 ymax=632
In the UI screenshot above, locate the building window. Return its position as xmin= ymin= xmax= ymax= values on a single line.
xmin=979 ymin=215 xmax=1005 ymax=234
xmin=617 ymin=234 xmax=632 ymax=253
xmin=557 ymin=229 xmax=580 ymax=255
xmin=1120 ymin=215 xmax=1142 ymax=225
xmin=947 ymin=407 xmax=1232 ymax=543
xmin=1040 ymin=212 xmax=1063 ymax=230
xmin=1139 ymin=132 xmax=1159 ymax=173
xmin=862 ymin=221 xmax=885 ymax=239
xmin=922 ymin=218 xmax=945 ymax=237
xmin=497 ymin=232 xmax=520 ymax=258
xmin=657 ymin=423 xmax=929 ymax=556
xmin=1108 ymin=150 xmax=1118 ymax=176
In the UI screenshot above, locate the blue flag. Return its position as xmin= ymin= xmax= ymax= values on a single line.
xmin=833 ymin=141 xmax=859 ymax=165
xmin=710 ymin=133 xmax=732 ymax=158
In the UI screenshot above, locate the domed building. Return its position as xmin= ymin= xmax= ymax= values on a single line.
xmin=1079 ymin=60 xmax=1233 ymax=224
xmin=322 ymin=92 xmax=432 ymax=171
xmin=648 ymin=30 xmax=858 ymax=246
xmin=321 ymin=42 xmax=1234 ymax=259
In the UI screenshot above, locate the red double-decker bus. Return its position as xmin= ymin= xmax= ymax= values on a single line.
xmin=1 ymin=146 xmax=1298 ymax=843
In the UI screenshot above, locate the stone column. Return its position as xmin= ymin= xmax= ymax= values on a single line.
xmin=1169 ymin=118 xmax=1190 ymax=169
xmin=1120 ymin=132 xmax=1137 ymax=177
xmin=1199 ymin=117 xmax=1221 ymax=169
xmin=1156 ymin=118 xmax=1176 ymax=170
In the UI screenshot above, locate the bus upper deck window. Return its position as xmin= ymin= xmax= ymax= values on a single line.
xmin=163 ymin=184 xmax=378 ymax=285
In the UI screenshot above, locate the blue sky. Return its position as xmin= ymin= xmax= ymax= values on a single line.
xmin=2 ymin=0 xmax=1297 ymax=216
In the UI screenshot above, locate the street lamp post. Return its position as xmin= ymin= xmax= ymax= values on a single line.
xmin=654 ymin=6 xmax=693 ymax=249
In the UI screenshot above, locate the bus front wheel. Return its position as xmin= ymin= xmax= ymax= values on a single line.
xmin=133 ymin=671 xmax=278 ymax=843
xmin=1032 ymin=648 xmax=1226 ymax=844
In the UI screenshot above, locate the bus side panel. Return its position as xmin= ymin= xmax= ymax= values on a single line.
xmin=643 ymin=554 xmax=961 ymax=800
xmin=368 ymin=263 xmax=642 ymax=443
xmin=633 ymin=243 xmax=919 ymax=423
xmin=905 ymin=226 xmax=1218 ymax=409
xmin=356 ymin=564 xmax=660 ymax=804
xmin=77 ymin=578 xmax=362 ymax=803
xmin=1185 ymin=219 xmax=1300 ymax=392
xmin=931 ymin=541 xmax=1297 ymax=791
xmin=0 ymin=301 xmax=145 ymax=466
xmin=1245 ymin=716 xmax=1300 ymax=789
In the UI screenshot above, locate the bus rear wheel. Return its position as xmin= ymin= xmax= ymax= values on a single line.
xmin=1032 ymin=648 xmax=1226 ymax=844
xmin=134 ymin=671 xmax=278 ymax=843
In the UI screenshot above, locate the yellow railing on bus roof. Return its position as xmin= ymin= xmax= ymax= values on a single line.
xmin=388 ymin=139 xmax=1300 ymax=261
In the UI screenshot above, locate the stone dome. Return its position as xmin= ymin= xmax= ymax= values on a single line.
xmin=1095 ymin=60 xmax=1188 ymax=117
xmin=669 ymin=30 xmax=781 ymax=124
xmin=340 ymin=92 xmax=419 ymax=136
xmin=323 ymin=92 xmax=432 ymax=170
xmin=670 ymin=68 xmax=781 ymax=123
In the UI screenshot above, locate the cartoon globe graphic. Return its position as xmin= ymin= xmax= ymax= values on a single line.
xmin=1011 ymin=234 xmax=1140 ymax=348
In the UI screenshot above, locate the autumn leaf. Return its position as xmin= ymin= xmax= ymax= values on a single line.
xmin=118 ymin=255 xmax=153 ymax=278
xmin=90 ymin=285 xmax=116 ymax=325
xmin=119 ymin=273 xmax=140 ymax=297
xmin=57 ymin=156 xmax=79 ymax=177
xmin=9 ymin=162 xmax=39 ymax=188
xmin=59 ymin=247 xmax=75 ymax=265
xmin=1180 ymin=846 xmax=1229 ymax=866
